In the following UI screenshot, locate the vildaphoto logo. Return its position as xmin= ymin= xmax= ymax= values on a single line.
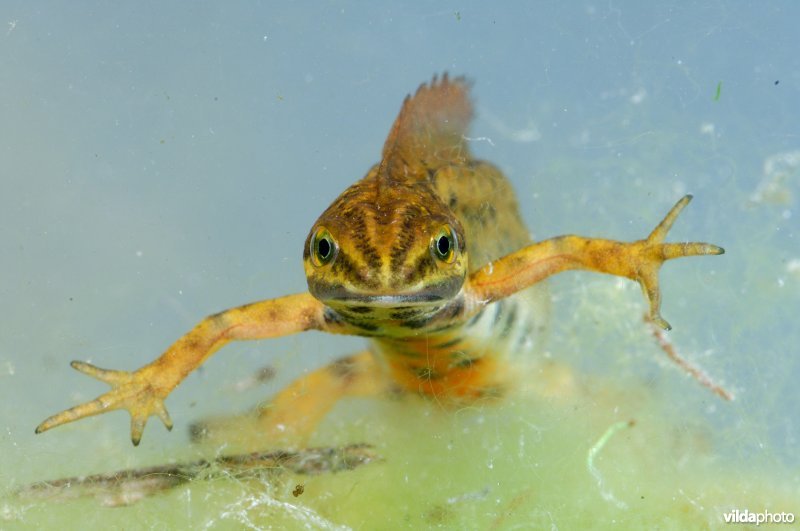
xmin=723 ymin=509 xmax=795 ymax=525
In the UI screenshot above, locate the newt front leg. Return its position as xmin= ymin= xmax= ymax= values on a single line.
xmin=36 ymin=293 xmax=329 ymax=445
xmin=466 ymin=195 xmax=724 ymax=330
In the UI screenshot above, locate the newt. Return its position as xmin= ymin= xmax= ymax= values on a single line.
xmin=36 ymin=74 xmax=724 ymax=446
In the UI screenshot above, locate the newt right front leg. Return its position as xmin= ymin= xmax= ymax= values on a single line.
xmin=36 ymin=293 xmax=330 ymax=445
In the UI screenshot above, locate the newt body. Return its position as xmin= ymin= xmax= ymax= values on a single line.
xmin=37 ymin=75 xmax=723 ymax=446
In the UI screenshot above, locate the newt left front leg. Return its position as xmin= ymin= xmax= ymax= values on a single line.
xmin=466 ymin=195 xmax=723 ymax=330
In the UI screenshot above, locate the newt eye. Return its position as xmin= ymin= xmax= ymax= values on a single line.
xmin=310 ymin=227 xmax=337 ymax=267
xmin=431 ymin=225 xmax=458 ymax=263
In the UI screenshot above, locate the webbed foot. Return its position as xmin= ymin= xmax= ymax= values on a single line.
xmin=36 ymin=361 xmax=173 ymax=446
xmin=634 ymin=195 xmax=724 ymax=330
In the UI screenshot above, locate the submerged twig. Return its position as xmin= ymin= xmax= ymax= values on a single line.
xmin=645 ymin=315 xmax=733 ymax=401
xmin=17 ymin=443 xmax=378 ymax=507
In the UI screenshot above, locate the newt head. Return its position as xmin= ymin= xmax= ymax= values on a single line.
xmin=303 ymin=74 xmax=473 ymax=313
xmin=303 ymin=172 xmax=468 ymax=310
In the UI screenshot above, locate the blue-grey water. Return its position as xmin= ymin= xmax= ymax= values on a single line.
xmin=1 ymin=2 xmax=797 ymax=527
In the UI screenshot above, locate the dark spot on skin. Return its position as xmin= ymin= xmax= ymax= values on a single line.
xmin=209 ymin=310 xmax=227 ymax=323
xmin=402 ymin=254 xmax=438 ymax=285
xmin=299 ymin=307 xmax=322 ymax=331
xmin=466 ymin=308 xmax=485 ymax=327
xmin=348 ymin=305 xmax=373 ymax=314
xmin=182 ymin=337 xmax=201 ymax=352
xmin=339 ymin=309 xmax=377 ymax=324
xmin=330 ymin=251 xmax=357 ymax=278
xmin=500 ymin=304 xmax=518 ymax=339
xmin=454 ymin=356 xmax=480 ymax=369
xmin=492 ymin=303 xmax=504 ymax=327
xmin=350 ymin=211 xmax=382 ymax=272
xmin=415 ymin=366 xmax=441 ymax=380
xmin=448 ymin=194 xmax=458 ymax=208
xmin=389 ymin=207 xmax=419 ymax=272
xmin=387 ymin=383 xmax=408 ymax=399
xmin=425 ymin=322 xmax=460 ymax=334
xmin=435 ymin=336 xmax=463 ymax=349
xmin=293 ymin=484 xmax=305 ymax=497
xmin=404 ymin=316 xmax=434 ymax=329
xmin=443 ymin=298 xmax=464 ymax=321
xmin=330 ymin=355 xmax=360 ymax=381
xmin=390 ymin=308 xmax=423 ymax=320
xmin=352 ymin=319 xmax=380 ymax=332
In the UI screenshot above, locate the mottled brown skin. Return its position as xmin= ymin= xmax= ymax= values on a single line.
xmin=36 ymin=75 xmax=724 ymax=446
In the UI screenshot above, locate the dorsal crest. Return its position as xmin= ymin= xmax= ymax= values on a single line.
xmin=378 ymin=73 xmax=473 ymax=184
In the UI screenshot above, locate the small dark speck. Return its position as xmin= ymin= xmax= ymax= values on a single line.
xmin=68 ymin=297 xmax=73 ymax=301
xmin=292 ymin=484 xmax=305 ymax=497
xmin=214 ymin=96 xmax=218 ymax=101
xmin=774 ymin=80 xmax=780 ymax=85
xmin=160 ymin=139 xmax=165 ymax=144
xmin=256 ymin=366 xmax=276 ymax=382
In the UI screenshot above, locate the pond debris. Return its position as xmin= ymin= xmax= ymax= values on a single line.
xmin=16 ymin=443 xmax=378 ymax=507
xmin=424 ymin=486 xmax=492 ymax=524
xmin=645 ymin=315 xmax=734 ymax=401
xmin=445 ymin=486 xmax=490 ymax=505
xmin=488 ymin=489 xmax=535 ymax=530
xmin=481 ymin=108 xmax=542 ymax=143
xmin=787 ymin=259 xmax=800 ymax=280
xmin=749 ymin=150 xmax=800 ymax=206
xmin=587 ymin=420 xmax=635 ymax=509
xmin=208 ymin=483 xmax=350 ymax=531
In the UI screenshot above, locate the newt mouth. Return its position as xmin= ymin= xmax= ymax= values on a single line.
xmin=327 ymin=292 xmax=444 ymax=306
xmin=310 ymin=278 xmax=463 ymax=308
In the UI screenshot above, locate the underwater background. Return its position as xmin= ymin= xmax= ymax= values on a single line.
xmin=1 ymin=2 xmax=798 ymax=528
